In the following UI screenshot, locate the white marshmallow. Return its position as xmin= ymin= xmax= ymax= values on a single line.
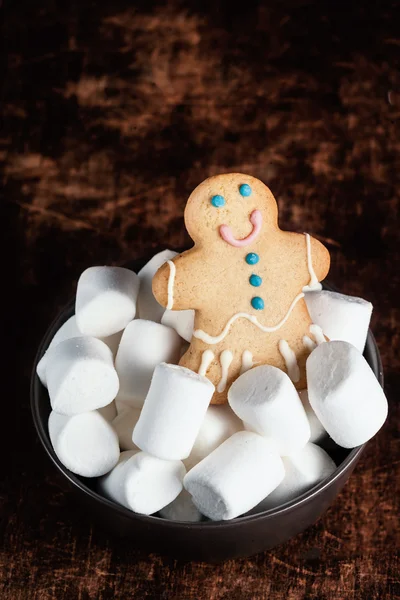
xmin=37 ymin=316 xmax=81 ymax=386
xmin=307 ymin=341 xmax=388 ymax=448
xmin=249 ymin=443 xmax=336 ymax=513
xmin=185 ymin=404 xmax=243 ymax=470
xmin=184 ymin=431 xmax=285 ymax=520
xmin=161 ymin=309 xmax=195 ymax=342
xmin=38 ymin=316 xmax=122 ymax=388
xmin=137 ymin=250 xmax=177 ymax=322
xmin=305 ymin=290 xmax=373 ymax=353
xmin=112 ymin=407 xmax=141 ymax=451
xmin=97 ymin=400 xmax=117 ymax=422
xmin=228 ymin=366 xmax=310 ymax=456
xmin=115 ymin=320 xmax=181 ymax=407
xmin=133 ymin=363 xmax=214 ymax=460
xmin=159 ymin=489 xmax=203 ymax=522
xmin=98 ymin=450 xmax=185 ymax=515
xmin=298 ymin=389 xmax=327 ymax=444
xmin=48 ymin=410 xmax=120 ymax=477
xmin=46 ymin=337 xmax=119 ymax=415
xmin=76 ymin=266 xmax=139 ymax=337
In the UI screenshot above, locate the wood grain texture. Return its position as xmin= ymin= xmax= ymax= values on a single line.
xmin=1 ymin=0 xmax=399 ymax=598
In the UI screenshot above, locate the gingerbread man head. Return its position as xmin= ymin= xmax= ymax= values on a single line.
xmin=184 ymin=174 xmax=278 ymax=249
xmin=153 ymin=173 xmax=330 ymax=404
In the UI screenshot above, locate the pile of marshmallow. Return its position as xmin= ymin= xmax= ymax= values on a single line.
xmin=37 ymin=250 xmax=388 ymax=522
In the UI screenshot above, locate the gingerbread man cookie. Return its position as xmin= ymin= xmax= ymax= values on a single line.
xmin=152 ymin=173 xmax=330 ymax=404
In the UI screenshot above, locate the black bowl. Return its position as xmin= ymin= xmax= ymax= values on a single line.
xmin=31 ymin=257 xmax=383 ymax=562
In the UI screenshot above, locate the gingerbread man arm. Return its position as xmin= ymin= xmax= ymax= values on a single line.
xmin=308 ymin=234 xmax=330 ymax=284
xmin=152 ymin=249 xmax=203 ymax=311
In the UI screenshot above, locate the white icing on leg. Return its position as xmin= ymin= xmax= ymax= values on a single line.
xmin=193 ymin=293 xmax=305 ymax=345
xmin=278 ymin=340 xmax=300 ymax=383
xmin=309 ymin=324 xmax=327 ymax=345
xmin=240 ymin=350 xmax=253 ymax=375
xmin=303 ymin=335 xmax=317 ymax=351
xmin=217 ymin=350 xmax=233 ymax=393
xmin=166 ymin=260 xmax=176 ymax=310
xmin=198 ymin=350 xmax=215 ymax=377
xmin=303 ymin=233 xmax=322 ymax=292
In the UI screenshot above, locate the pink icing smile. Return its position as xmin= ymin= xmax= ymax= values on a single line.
xmin=219 ymin=210 xmax=262 ymax=248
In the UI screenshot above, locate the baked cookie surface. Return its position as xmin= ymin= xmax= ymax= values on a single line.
xmin=153 ymin=173 xmax=330 ymax=404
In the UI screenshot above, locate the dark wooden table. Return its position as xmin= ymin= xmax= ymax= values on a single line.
xmin=2 ymin=1 xmax=399 ymax=598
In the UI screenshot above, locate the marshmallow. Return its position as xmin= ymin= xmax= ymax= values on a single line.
xmin=298 ymin=389 xmax=327 ymax=444
xmin=46 ymin=337 xmax=119 ymax=415
xmin=228 ymin=366 xmax=310 ymax=456
xmin=99 ymin=450 xmax=185 ymax=515
xmin=161 ymin=309 xmax=195 ymax=342
xmin=307 ymin=341 xmax=388 ymax=448
xmin=76 ymin=266 xmax=139 ymax=337
xmin=305 ymin=290 xmax=373 ymax=353
xmin=37 ymin=316 xmax=81 ymax=386
xmin=112 ymin=407 xmax=141 ymax=451
xmin=137 ymin=250 xmax=177 ymax=322
xmin=184 ymin=431 xmax=285 ymax=520
xmin=133 ymin=363 xmax=215 ymax=460
xmin=98 ymin=400 xmax=117 ymax=422
xmin=38 ymin=316 xmax=122 ymax=388
xmin=185 ymin=404 xmax=243 ymax=470
xmin=159 ymin=489 xmax=203 ymax=522
xmin=48 ymin=410 xmax=120 ymax=477
xmin=249 ymin=443 xmax=336 ymax=513
xmin=115 ymin=320 xmax=181 ymax=407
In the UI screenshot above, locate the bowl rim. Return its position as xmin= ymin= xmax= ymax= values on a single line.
xmin=31 ymin=283 xmax=384 ymax=529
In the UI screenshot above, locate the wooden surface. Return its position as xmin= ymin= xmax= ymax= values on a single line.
xmin=2 ymin=0 xmax=399 ymax=598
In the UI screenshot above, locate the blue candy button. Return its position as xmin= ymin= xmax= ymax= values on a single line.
xmin=245 ymin=252 xmax=259 ymax=265
xmin=251 ymin=296 xmax=264 ymax=310
xmin=211 ymin=194 xmax=225 ymax=207
xmin=249 ymin=274 xmax=262 ymax=287
xmin=239 ymin=183 xmax=252 ymax=197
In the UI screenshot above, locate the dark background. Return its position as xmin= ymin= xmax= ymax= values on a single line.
xmin=2 ymin=0 xmax=399 ymax=598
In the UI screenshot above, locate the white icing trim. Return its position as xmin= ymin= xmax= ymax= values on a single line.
xmin=198 ymin=350 xmax=215 ymax=377
xmin=278 ymin=340 xmax=300 ymax=382
xmin=303 ymin=335 xmax=317 ymax=351
xmin=309 ymin=324 xmax=326 ymax=345
xmin=193 ymin=293 xmax=305 ymax=345
xmin=303 ymin=233 xmax=322 ymax=292
xmin=217 ymin=350 xmax=233 ymax=393
xmin=240 ymin=350 xmax=253 ymax=375
xmin=166 ymin=260 xmax=176 ymax=310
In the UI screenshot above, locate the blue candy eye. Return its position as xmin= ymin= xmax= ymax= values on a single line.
xmin=211 ymin=195 xmax=225 ymax=207
xmin=239 ymin=183 xmax=252 ymax=197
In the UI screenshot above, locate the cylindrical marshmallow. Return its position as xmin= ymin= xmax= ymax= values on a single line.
xmin=133 ymin=363 xmax=215 ymax=460
xmin=37 ymin=316 xmax=81 ymax=386
xmin=137 ymin=250 xmax=177 ymax=322
xmin=298 ymin=389 xmax=327 ymax=444
xmin=112 ymin=407 xmax=141 ymax=451
xmin=76 ymin=266 xmax=140 ymax=337
xmin=46 ymin=337 xmax=119 ymax=415
xmin=115 ymin=320 xmax=181 ymax=407
xmin=48 ymin=410 xmax=120 ymax=477
xmin=159 ymin=489 xmax=203 ymax=522
xmin=98 ymin=450 xmax=185 ymax=515
xmin=161 ymin=309 xmax=195 ymax=342
xmin=184 ymin=431 xmax=285 ymax=520
xmin=248 ymin=442 xmax=336 ymax=514
xmin=306 ymin=341 xmax=388 ymax=448
xmin=38 ymin=316 xmax=123 ymax=389
xmin=228 ymin=365 xmax=311 ymax=456
xmin=185 ymin=404 xmax=243 ymax=470
xmin=305 ymin=290 xmax=373 ymax=353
